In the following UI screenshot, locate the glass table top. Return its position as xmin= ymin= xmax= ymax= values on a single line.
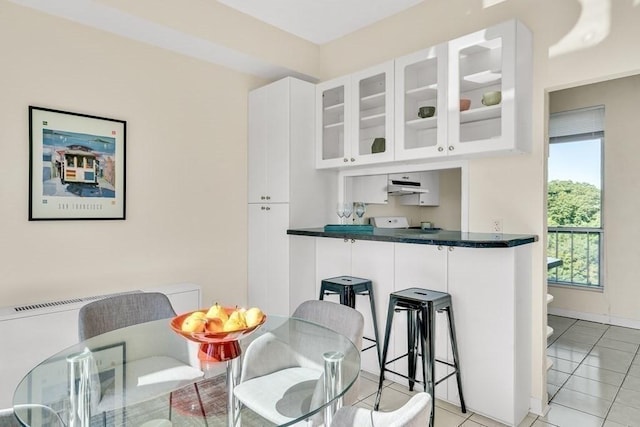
xmin=13 ymin=315 xmax=360 ymax=427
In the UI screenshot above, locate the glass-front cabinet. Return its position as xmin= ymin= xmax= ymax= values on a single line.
xmin=394 ymin=44 xmax=448 ymax=160
xmin=316 ymin=62 xmax=394 ymax=168
xmin=447 ymin=20 xmax=531 ymax=155
xmin=315 ymin=19 xmax=531 ymax=168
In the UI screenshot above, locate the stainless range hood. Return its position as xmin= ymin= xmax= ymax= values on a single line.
xmin=387 ymin=173 xmax=430 ymax=196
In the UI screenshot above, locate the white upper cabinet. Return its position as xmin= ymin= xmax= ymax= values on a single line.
xmin=447 ymin=20 xmax=532 ymax=156
xmin=316 ymin=61 xmax=394 ymax=168
xmin=248 ymin=78 xmax=290 ymax=203
xmin=317 ymin=19 xmax=531 ymax=167
xmin=394 ymin=44 xmax=448 ymax=160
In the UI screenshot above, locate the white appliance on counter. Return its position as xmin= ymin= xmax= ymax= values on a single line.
xmin=370 ymin=216 xmax=411 ymax=228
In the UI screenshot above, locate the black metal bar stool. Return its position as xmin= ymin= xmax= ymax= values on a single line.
xmin=374 ymin=287 xmax=466 ymax=427
xmin=319 ymin=276 xmax=381 ymax=366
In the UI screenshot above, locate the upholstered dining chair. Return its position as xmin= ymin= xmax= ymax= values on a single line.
xmin=78 ymin=292 xmax=205 ymax=426
xmin=330 ymin=392 xmax=431 ymax=427
xmin=78 ymin=292 xmax=177 ymax=341
xmin=0 ymin=408 xmax=22 ymax=427
xmin=233 ymin=300 xmax=364 ymax=426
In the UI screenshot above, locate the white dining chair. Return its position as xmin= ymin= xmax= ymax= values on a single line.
xmin=330 ymin=392 xmax=431 ymax=427
xmin=233 ymin=300 xmax=364 ymax=426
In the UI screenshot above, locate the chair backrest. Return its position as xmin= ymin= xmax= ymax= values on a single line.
xmin=292 ymin=300 xmax=364 ymax=410
xmin=330 ymin=392 xmax=432 ymax=427
xmin=78 ymin=292 xmax=176 ymax=340
xmin=292 ymin=300 xmax=364 ymax=351
xmin=0 ymin=408 xmax=24 ymax=427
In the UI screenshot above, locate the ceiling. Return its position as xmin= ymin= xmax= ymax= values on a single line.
xmin=8 ymin=0 xmax=424 ymax=79
xmin=217 ymin=0 xmax=425 ymax=44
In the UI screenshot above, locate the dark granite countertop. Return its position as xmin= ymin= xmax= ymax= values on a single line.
xmin=287 ymin=227 xmax=538 ymax=248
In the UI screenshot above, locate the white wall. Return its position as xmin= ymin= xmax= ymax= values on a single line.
xmin=549 ymin=75 xmax=640 ymax=326
xmin=317 ymin=0 xmax=640 ymax=413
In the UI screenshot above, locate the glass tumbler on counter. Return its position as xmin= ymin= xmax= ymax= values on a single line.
xmin=336 ymin=203 xmax=345 ymax=224
xmin=354 ymin=202 xmax=366 ymax=224
xmin=343 ymin=203 xmax=353 ymax=224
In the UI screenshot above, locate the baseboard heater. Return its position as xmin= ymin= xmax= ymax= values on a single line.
xmin=0 ymin=283 xmax=201 ymax=409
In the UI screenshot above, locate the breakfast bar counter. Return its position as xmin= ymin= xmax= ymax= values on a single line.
xmin=287 ymin=226 xmax=538 ymax=426
xmin=287 ymin=227 xmax=537 ymax=248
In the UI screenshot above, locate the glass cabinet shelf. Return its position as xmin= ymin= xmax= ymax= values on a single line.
xmin=360 ymin=92 xmax=385 ymax=110
xmin=460 ymin=104 xmax=501 ymax=123
xmin=405 ymin=83 xmax=438 ymax=99
xmin=324 ymin=103 xmax=344 ymax=112
xmin=324 ymin=121 xmax=344 ymax=129
xmin=405 ymin=116 xmax=438 ymax=130
xmin=360 ymin=113 xmax=386 ymax=128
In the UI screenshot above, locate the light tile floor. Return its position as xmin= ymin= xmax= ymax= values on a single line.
xmin=356 ymin=315 xmax=640 ymax=426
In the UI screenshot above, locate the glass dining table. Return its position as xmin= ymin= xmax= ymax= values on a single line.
xmin=12 ymin=315 xmax=360 ymax=427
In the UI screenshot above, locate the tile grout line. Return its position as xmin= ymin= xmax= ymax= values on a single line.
xmin=599 ymin=332 xmax=640 ymax=423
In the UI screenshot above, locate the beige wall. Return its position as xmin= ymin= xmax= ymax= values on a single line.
xmin=4 ymin=0 xmax=640 ymax=416
xmin=317 ymin=0 xmax=640 ymax=412
xmin=0 ymin=2 xmax=311 ymax=308
xmin=549 ymin=75 xmax=640 ymax=324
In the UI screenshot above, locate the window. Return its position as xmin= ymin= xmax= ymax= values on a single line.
xmin=547 ymin=106 xmax=604 ymax=289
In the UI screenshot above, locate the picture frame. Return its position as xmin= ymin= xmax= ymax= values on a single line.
xmin=26 ymin=342 xmax=126 ymax=426
xmin=29 ymin=106 xmax=126 ymax=220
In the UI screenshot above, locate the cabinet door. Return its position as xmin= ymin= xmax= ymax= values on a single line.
xmin=448 ymin=20 xmax=530 ymax=156
xmin=248 ymin=85 xmax=268 ymax=203
xmin=248 ymin=204 xmax=290 ymax=316
xmin=395 ymin=44 xmax=449 ymax=160
xmin=447 ymin=246 xmax=520 ymax=424
xmin=315 ymin=238 xmax=393 ymax=375
xmin=392 ymin=243 xmax=448 ymax=398
xmin=316 ymin=76 xmax=352 ymax=169
xmin=315 ymin=238 xmax=352 ymax=296
xmin=351 ymin=240 xmax=395 ymax=375
xmin=350 ymin=61 xmax=395 ymax=166
xmin=248 ymin=80 xmax=290 ymax=203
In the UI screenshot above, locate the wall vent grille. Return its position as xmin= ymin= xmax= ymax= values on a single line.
xmin=11 ymin=291 xmax=139 ymax=313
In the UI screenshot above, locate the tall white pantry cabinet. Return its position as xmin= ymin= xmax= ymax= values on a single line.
xmin=247 ymin=77 xmax=331 ymax=315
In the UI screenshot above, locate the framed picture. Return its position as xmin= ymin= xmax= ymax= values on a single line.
xmin=29 ymin=106 xmax=126 ymax=220
xmin=26 ymin=342 xmax=126 ymax=426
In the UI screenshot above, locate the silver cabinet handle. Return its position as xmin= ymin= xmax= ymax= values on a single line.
xmin=437 ymin=245 xmax=443 ymax=251
xmin=343 ymin=158 xmax=349 ymax=163
xmin=261 ymin=206 xmax=266 ymax=210
xmin=261 ymin=196 xmax=266 ymax=200
xmin=351 ymin=239 xmax=355 ymax=243
xmin=438 ymin=146 xmax=444 ymax=152
xmin=343 ymin=238 xmax=349 ymax=243
xmin=265 ymin=196 xmax=271 ymax=200
xmin=265 ymin=206 xmax=271 ymax=211
xmin=350 ymin=158 xmax=355 ymax=162
xmin=448 ymin=146 xmax=454 ymax=151
xmin=448 ymin=246 xmax=454 ymax=252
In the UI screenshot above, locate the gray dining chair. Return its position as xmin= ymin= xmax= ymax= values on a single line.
xmin=234 ymin=300 xmax=364 ymax=426
xmin=0 ymin=408 xmax=21 ymax=427
xmin=78 ymin=292 xmax=206 ymax=426
xmin=330 ymin=392 xmax=431 ymax=427
xmin=78 ymin=292 xmax=176 ymax=340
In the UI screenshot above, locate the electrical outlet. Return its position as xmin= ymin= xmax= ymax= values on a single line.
xmin=492 ymin=219 xmax=503 ymax=233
